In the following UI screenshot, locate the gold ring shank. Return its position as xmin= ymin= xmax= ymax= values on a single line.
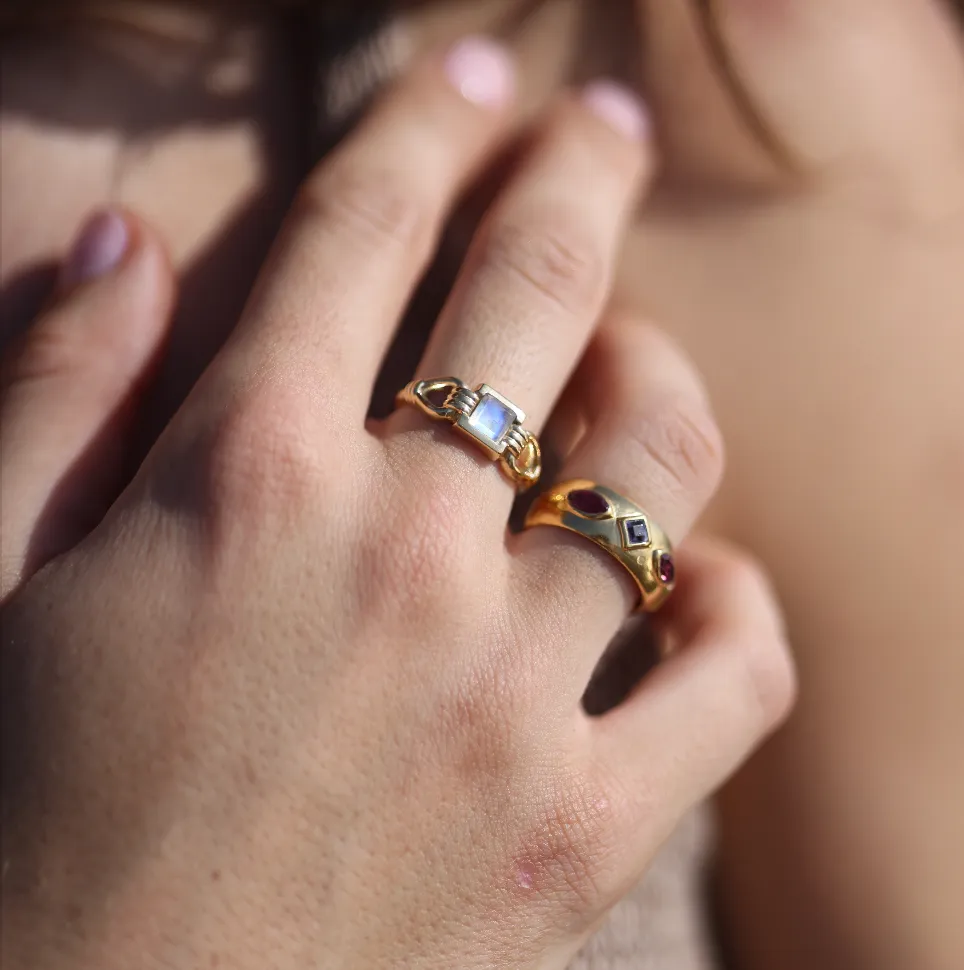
xmin=396 ymin=378 xmax=542 ymax=489
xmin=524 ymin=479 xmax=676 ymax=612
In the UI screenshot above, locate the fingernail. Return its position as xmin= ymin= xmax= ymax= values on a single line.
xmin=582 ymin=80 xmax=650 ymax=141
xmin=444 ymin=37 xmax=515 ymax=108
xmin=61 ymin=210 xmax=130 ymax=288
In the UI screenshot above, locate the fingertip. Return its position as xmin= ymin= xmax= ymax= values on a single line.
xmin=57 ymin=208 xmax=175 ymax=311
xmin=581 ymin=80 xmax=652 ymax=142
xmin=23 ymin=210 xmax=177 ymax=389
xmin=442 ymin=36 xmax=516 ymax=109
xmin=543 ymin=86 xmax=655 ymax=193
xmin=58 ymin=209 xmax=131 ymax=290
xmin=667 ymin=537 xmax=787 ymax=641
xmin=117 ymin=212 xmax=177 ymax=318
xmin=754 ymin=626 xmax=798 ymax=732
xmin=663 ymin=536 xmax=798 ymax=731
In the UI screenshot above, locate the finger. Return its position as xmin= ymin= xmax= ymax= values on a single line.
xmin=705 ymin=0 xmax=964 ymax=180
xmin=590 ymin=536 xmax=797 ymax=889
xmin=198 ymin=39 xmax=516 ymax=426
xmin=1 ymin=210 xmax=175 ymax=602
xmin=514 ymin=317 xmax=724 ymax=658
xmin=384 ymin=81 xmax=652 ymax=488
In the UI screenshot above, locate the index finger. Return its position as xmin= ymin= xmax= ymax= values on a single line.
xmin=194 ymin=38 xmax=517 ymax=428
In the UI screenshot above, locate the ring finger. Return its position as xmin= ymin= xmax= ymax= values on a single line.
xmin=386 ymin=81 xmax=653 ymax=495
xmin=514 ymin=316 xmax=726 ymax=682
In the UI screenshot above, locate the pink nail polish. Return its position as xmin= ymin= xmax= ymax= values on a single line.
xmin=582 ymin=80 xmax=650 ymax=141
xmin=444 ymin=37 xmax=515 ymax=108
xmin=61 ymin=210 xmax=130 ymax=287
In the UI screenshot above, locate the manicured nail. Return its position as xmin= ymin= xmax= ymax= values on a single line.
xmin=444 ymin=37 xmax=515 ymax=108
xmin=582 ymin=80 xmax=650 ymax=141
xmin=61 ymin=210 xmax=130 ymax=288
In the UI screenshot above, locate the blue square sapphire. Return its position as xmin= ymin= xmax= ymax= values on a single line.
xmin=624 ymin=518 xmax=650 ymax=547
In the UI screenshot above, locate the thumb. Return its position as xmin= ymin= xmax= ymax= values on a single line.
xmin=1 ymin=210 xmax=175 ymax=602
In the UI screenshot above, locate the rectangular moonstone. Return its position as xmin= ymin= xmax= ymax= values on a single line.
xmin=467 ymin=393 xmax=514 ymax=446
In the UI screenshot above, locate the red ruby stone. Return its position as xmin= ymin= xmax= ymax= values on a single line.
xmin=568 ymin=489 xmax=610 ymax=517
xmin=657 ymin=552 xmax=676 ymax=585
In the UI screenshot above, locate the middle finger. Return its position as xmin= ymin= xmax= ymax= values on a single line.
xmin=387 ymin=82 xmax=652 ymax=487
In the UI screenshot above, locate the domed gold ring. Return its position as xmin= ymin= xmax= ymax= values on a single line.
xmin=524 ymin=479 xmax=676 ymax=612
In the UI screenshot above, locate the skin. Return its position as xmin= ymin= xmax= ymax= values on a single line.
xmin=1 ymin=1 xmax=963 ymax=968
xmin=627 ymin=5 xmax=964 ymax=970
xmin=0 ymin=48 xmax=796 ymax=970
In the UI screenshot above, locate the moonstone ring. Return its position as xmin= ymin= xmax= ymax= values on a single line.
xmin=524 ymin=479 xmax=676 ymax=612
xmin=396 ymin=378 xmax=542 ymax=489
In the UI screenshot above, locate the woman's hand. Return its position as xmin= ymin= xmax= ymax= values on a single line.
xmin=1 ymin=44 xmax=794 ymax=970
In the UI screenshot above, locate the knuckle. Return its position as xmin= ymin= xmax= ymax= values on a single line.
xmin=486 ymin=215 xmax=607 ymax=316
xmin=513 ymin=773 xmax=620 ymax=919
xmin=724 ymin=552 xmax=798 ymax=729
xmin=3 ymin=317 xmax=97 ymax=390
xmin=635 ymin=396 xmax=725 ymax=499
xmin=362 ymin=472 xmax=480 ymax=616
xmin=203 ymin=383 xmax=325 ymax=520
xmin=299 ymin=162 xmax=431 ymax=257
xmin=745 ymin=633 xmax=798 ymax=732
xmin=723 ymin=546 xmax=772 ymax=597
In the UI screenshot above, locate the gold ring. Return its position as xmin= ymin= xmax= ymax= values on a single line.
xmin=397 ymin=378 xmax=542 ymax=489
xmin=524 ymin=479 xmax=676 ymax=612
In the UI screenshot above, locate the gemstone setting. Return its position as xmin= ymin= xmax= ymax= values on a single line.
xmin=467 ymin=394 xmax=514 ymax=446
xmin=620 ymin=516 xmax=651 ymax=549
xmin=454 ymin=384 xmax=526 ymax=457
xmin=656 ymin=551 xmax=676 ymax=585
xmin=567 ymin=489 xmax=611 ymax=518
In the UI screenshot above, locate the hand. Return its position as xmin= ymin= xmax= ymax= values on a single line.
xmin=1 ymin=43 xmax=794 ymax=970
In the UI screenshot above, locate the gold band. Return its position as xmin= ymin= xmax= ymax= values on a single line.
xmin=524 ymin=479 xmax=676 ymax=612
xmin=397 ymin=378 xmax=542 ymax=489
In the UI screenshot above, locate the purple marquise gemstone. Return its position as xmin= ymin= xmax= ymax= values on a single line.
xmin=656 ymin=552 xmax=676 ymax=585
xmin=568 ymin=489 xmax=610 ymax=517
